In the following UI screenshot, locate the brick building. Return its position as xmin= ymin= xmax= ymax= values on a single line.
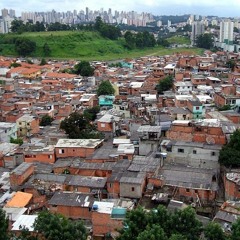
xmin=55 ymin=139 xmax=104 ymax=158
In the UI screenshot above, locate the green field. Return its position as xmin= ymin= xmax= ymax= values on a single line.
xmin=167 ymin=35 xmax=191 ymax=45
xmin=0 ymin=31 xmax=202 ymax=60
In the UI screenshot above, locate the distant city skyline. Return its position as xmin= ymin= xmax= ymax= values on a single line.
xmin=0 ymin=0 xmax=240 ymax=18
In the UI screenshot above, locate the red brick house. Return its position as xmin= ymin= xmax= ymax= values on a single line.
xmin=55 ymin=139 xmax=104 ymax=158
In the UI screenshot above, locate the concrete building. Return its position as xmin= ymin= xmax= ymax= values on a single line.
xmin=218 ymin=20 xmax=234 ymax=52
xmin=137 ymin=125 xmax=161 ymax=156
xmin=0 ymin=122 xmax=17 ymax=142
xmin=160 ymin=140 xmax=221 ymax=169
xmin=191 ymin=21 xmax=204 ymax=45
xmin=16 ymin=114 xmax=40 ymax=138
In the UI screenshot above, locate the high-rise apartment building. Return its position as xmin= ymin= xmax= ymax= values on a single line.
xmin=191 ymin=21 xmax=204 ymax=45
xmin=219 ymin=20 xmax=234 ymax=45
xmin=1 ymin=8 xmax=8 ymax=19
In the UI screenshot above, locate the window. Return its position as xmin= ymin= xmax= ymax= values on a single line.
xmin=186 ymin=188 xmax=190 ymax=192
xmin=211 ymin=152 xmax=215 ymax=156
xmin=109 ymin=183 xmax=112 ymax=188
xmin=48 ymin=155 xmax=52 ymax=159
xmin=131 ymin=187 xmax=135 ymax=192
xmin=196 ymin=106 xmax=200 ymax=110
xmin=101 ymin=123 xmax=105 ymax=128
xmin=59 ymin=149 xmax=65 ymax=154
xmin=122 ymin=155 xmax=128 ymax=160
xmin=195 ymin=190 xmax=198 ymax=193
xmin=193 ymin=150 xmax=197 ymax=154
xmin=178 ymin=148 xmax=184 ymax=153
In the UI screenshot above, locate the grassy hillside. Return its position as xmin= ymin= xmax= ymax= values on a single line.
xmin=0 ymin=31 xmax=202 ymax=60
xmin=167 ymin=35 xmax=191 ymax=45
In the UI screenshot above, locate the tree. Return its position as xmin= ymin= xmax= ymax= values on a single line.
xmin=74 ymin=61 xmax=94 ymax=76
xmin=15 ymin=38 xmax=36 ymax=56
xmin=196 ymin=33 xmax=214 ymax=49
xmin=39 ymin=58 xmax=47 ymax=66
xmin=118 ymin=206 xmax=202 ymax=240
xmin=40 ymin=114 xmax=54 ymax=126
xmin=14 ymin=226 xmax=38 ymax=240
xmin=156 ymin=75 xmax=173 ymax=94
xmin=226 ymin=59 xmax=236 ymax=71
xmin=10 ymin=137 xmax=23 ymax=145
xmin=43 ymin=43 xmax=51 ymax=56
xmin=219 ymin=129 xmax=240 ymax=167
xmin=170 ymin=207 xmax=202 ymax=240
xmin=136 ymin=225 xmax=167 ymax=240
xmin=157 ymin=38 xmax=170 ymax=47
xmin=231 ymin=218 xmax=240 ymax=240
xmin=94 ymin=16 xmax=104 ymax=31
xmin=118 ymin=207 xmax=149 ymax=240
xmin=0 ymin=208 xmax=9 ymax=240
xmin=124 ymin=31 xmax=136 ymax=49
xmin=83 ymin=106 xmax=100 ymax=121
xmin=97 ymin=80 xmax=115 ymax=96
xmin=60 ymin=112 xmax=103 ymax=139
xmin=33 ymin=211 xmax=87 ymax=240
xmin=169 ymin=234 xmax=187 ymax=240
xmin=10 ymin=19 xmax=25 ymax=33
xmin=204 ymin=222 xmax=226 ymax=240
xmin=10 ymin=62 xmax=21 ymax=68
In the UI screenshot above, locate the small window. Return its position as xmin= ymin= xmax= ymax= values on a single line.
xmin=196 ymin=106 xmax=200 ymax=110
xmin=131 ymin=187 xmax=135 ymax=192
xmin=178 ymin=148 xmax=184 ymax=153
xmin=101 ymin=123 xmax=105 ymax=127
xmin=211 ymin=152 xmax=215 ymax=156
xmin=48 ymin=155 xmax=52 ymax=159
xmin=193 ymin=150 xmax=197 ymax=154
xmin=194 ymin=190 xmax=198 ymax=193
xmin=186 ymin=188 xmax=190 ymax=192
xmin=109 ymin=183 xmax=112 ymax=188
xmin=59 ymin=149 xmax=65 ymax=154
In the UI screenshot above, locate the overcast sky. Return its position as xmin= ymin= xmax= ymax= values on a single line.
xmin=0 ymin=0 xmax=239 ymax=17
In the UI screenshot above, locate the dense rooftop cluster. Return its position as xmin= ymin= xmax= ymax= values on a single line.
xmin=0 ymin=50 xmax=240 ymax=238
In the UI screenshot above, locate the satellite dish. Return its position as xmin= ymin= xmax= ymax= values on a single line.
xmin=206 ymin=136 xmax=215 ymax=145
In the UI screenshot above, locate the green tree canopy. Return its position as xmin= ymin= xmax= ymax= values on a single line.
xmin=15 ymin=38 xmax=36 ymax=57
xmin=196 ymin=33 xmax=214 ymax=49
xmin=231 ymin=218 xmax=240 ymax=240
xmin=74 ymin=61 xmax=94 ymax=76
xmin=204 ymin=222 xmax=226 ymax=240
xmin=97 ymin=80 xmax=115 ymax=96
xmin=83 ymin=106 xmax=100 ymax=121
xmin=136 ymin=225 xmax=167 ymax=240
xmin=39 ymin=58 xmax=47 ymax=66
xmin=156 ymin=75 xmax=173 ymax=94
xmin=40 ymin=114 xmax=54 ymax=126
xmin=33 ymin=211 xmax=87 ymax=240
xmin=94 ymin=16 xmax=121 ymax=40
xmin=0 ymin=208 xmax=9 ymax=240
xmin=118 ymin=206 xmax=203 ymax=240
xmin=60 ymin=111 xmax=103 ymax=139
xmin=43 ymin=43 xmax=51 ymax=56
xmin=10 ymin=137 xmax=23 ymax=145
xmin=219 ymin=129 xmax=240 ymax=167
xmin=157 ymin=38 xmax=170 ymax=47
